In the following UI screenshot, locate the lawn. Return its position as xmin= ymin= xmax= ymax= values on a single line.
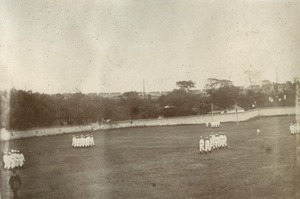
xmin=1 ymin=115 xmax=299 ymax=199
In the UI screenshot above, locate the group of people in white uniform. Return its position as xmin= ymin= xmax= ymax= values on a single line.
xmin=2 ymin=149 xmax=25 ymax=169
xmin=72 ymin=134 xmax=95 ymax=148
xmin=289 ymin=123 xmax=300 ymax=135
xmin=199 ymin=132 xmax=227 ymax=154
xmin=205 ymin=120 xmax=221 ymax=128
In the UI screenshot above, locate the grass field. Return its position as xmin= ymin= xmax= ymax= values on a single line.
xmin=1 ymin=115 xmax=300 ymax=199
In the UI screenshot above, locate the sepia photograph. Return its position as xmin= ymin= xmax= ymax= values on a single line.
xmin=1 ymin=0 xmax=300 ymax=198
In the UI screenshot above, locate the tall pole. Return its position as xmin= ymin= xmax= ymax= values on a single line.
xmin=236 ymin=102 xmax=239 ymax=124
xmin=296 ymin=82 xmax=300 ymax=126
xmin=276 ymin=65 xmax=278 ymax=85
xmin=211 ymin=103 xmax=214 ymax=121
xmin=245 ymin=68 xmax=254 ymax=91
xmin=55 ymin=94 xmax=58 ymax=124
xmin=143 ymin=79 xmax=146 ymax=99
xmin=275 ymin=65 xmax=278 ymax=96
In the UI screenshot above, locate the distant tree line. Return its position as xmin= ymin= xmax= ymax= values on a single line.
xmin=3 ymin=78 xmax=298 ymax=130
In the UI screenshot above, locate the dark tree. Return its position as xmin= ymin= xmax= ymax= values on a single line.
xmin=204 ymin=78 xmax=233 ymax=90
xmin=210 ymin=86 xmax=239 ymax=110
xmin=130 ymin=106 xmax=139 ymax=120
xmin=176 ymin=81 xmax=195 ymax=92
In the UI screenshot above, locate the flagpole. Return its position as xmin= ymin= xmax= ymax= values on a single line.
xmin=211 ymin=103 xmax=214 ymax=121
xmin=143 ymin=79 xmax=146 ymax=99
xmin=236 ymin=102 xmax=239 ymax=124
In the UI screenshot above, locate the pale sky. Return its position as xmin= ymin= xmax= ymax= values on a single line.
xmin=1 ymin=0 xmax=300 ymax=94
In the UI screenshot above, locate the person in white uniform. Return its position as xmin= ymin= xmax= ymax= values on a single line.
xmin=289 ymin=123 xmax=295 ymax=135
xmin=90 ymin=135 xmax=95 ymax=146
xmin=221 ymin=132 xmax=226 ymax=148
xmin=223 ymin=133 xmax=228 ymax=148
xmin=19 ymin=152 xmax=25 ymax=167
xmin=214 ymin=134 xmax=220 ymax=149
xmin=3 ymin=152 xmax=9 ymax=169
xmin=84 ymin=135 xmax=89 ymax=147
xmin=205 ymin=137 xmax=210 ymax=153
xmin=79 ymin=135 xmax=84 ymax=147
xmin=209 ymin=134 xmax=214 ymax=151
xmin=199 ymin=136 xmax=205 ymax=154
xmin=210 ymin=133 xmax=215 ymax=150
xmin=72 ymin=135 xmax=76 ymax=147
xmin=75 ymin=136 xmax=80 ymax=147
xmin=205 ymin=121 xmax=209 ymax=128
xmin=296 ymin=124 xmax=300 ymax=134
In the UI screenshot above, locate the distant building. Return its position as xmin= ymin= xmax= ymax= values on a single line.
xmin=277 ymin=83 xmax=285 ymax=92
xmin=208 ymin=104 xmax=223 ymax=114
xmin=137 ymin=92 xmax=145 ymax=98
xmin=87 ymin=93 xmax=97 ymax=97
xmin=208 ymin=110 xmax=223 ymax=114
xmin=98 ymin=93 xmax=110 ymax=98
xmin=190 ymin=89 xmax=202 ymax=94
xmin=109 ymin=92 xmax=122 ymax=98
xmin=148 ymin=91 xmax=162 ymax=99
xmin=63 ymin=93 xmax=72 ymax=99
xmin=246 ymin=85 xmax=260 ymax=92
xmin=161 ymin=91 xmax=171 ymax=95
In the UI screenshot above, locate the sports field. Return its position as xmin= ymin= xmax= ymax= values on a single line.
xmin=1 ymin=115 xmax=299 ymax=199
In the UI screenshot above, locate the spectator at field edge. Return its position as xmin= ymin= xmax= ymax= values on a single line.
xmin=9 ymin=170 xmax=22 ymax=199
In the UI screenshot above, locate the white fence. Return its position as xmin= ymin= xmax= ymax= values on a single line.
xmin=0 ymin=106 xmax=295 ymax=141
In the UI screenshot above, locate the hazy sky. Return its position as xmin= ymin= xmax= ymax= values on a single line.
xmin=1 ymin=0 xmax=300 ymax=94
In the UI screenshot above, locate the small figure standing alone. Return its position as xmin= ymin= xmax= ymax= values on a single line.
xmin=9 ymin=170 xmax=22 ymax=199
xmin=199 ymin=136 xmax=204 ymax=154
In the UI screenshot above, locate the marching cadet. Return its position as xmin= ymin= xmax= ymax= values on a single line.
xmin=210 ymin=132 xmax=215 ymax=150
xmin=205 ymin=137 xmax=210 ymax=153
xmin=86 ymin=135 xmax=91 ymax=147
xmin=19 ymin=151 xmax=25 ymax=167
xmin=218 ymin=133 xmax=222 ymax=148
xmin=219 ymin=133 xmax=223 ymax=148
xmin=214 ymin=134 xmax=220 ymax=149
xmin=205 ymin=121 xmax=209 ymax=128
xmin=78 ymin=135 xmax=82 ymax=147
xmin=212 ymin=133 xmax=217 ymax=149
xmin=72 ymin=135 xmax=76 ymax=147
xmin=73 ymin=136 xmax=77 ymax=147
xmin=13 ymin=152 xmax=20 ymax=168
xmin=3 ymin=152 xmax=9 ymax=169
xmin=224 ymin=132 xmax=227 ymax=148
xmin=199 ymin=136 xmax=205 ymax=154
xmin=218 ymin=133 xmax=223 ymax=148
xmin=211 ymin=121 xmax=215 ymax=128
xmin=289 ymin=123 xmax=295 ymax=135
xmin=222 ymin=132 xmax=227 ymax=148
xmin=209 ymin=133 xmax=214 ymax=151
xmin=90 ymin=135 xmax=95 ymax=146
xmin=83 ymin=135 xmax=88 ymax=147
xmin=79 ymin=135 xmax=85 ymax=147
xmin=10 ymin=151 xmax=17 ymax=169
xmin=7 ymin=152 xmax=13 ymax=169
xmin=13 ymin=151 xmax=20 ymax=169
xmin=223 ymin=133 xmax=227 ymax=148
xmin=86 ymin=135 xmax=91 ymax=146
xmin=296 ymin=124 xmax=300 ymax=134
xmin=76 ymin=136 xmax=79 ymax=147
xmin=219 ymin=132 xmax=224 ymax=148
xmin=84 ymin=135 xmax=89 ymax=147
xmin=75 ymin=136 xmax=80 ymax=147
